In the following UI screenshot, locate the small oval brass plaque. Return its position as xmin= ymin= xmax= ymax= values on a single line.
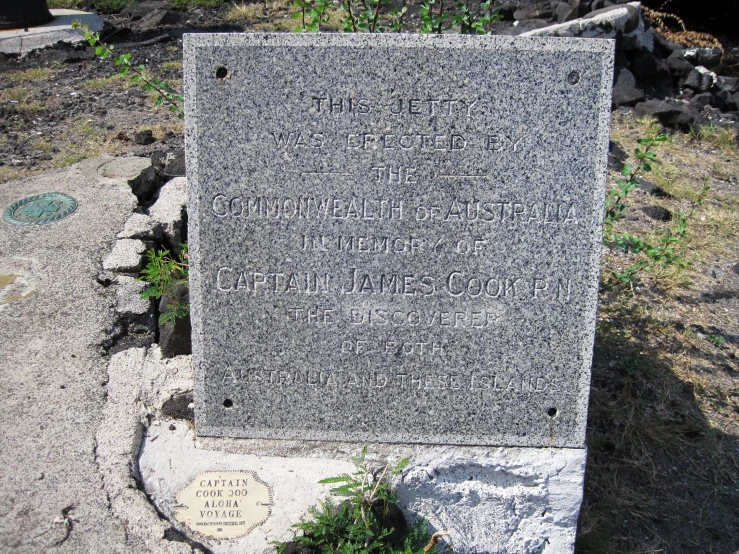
xmin=174 ymin=471 xmax=272 ymax=540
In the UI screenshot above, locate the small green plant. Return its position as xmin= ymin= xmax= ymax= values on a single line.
xmin=293 ymin=0 xmax=334 ymax=31
xmin=282 ymin=447 xmax=436 ymax=554
xmin=601 ymin=135 xmax=710 ymax=290
xmin=338 ymin=0 xmax=405 ymax=33
xmin=705 ymin=333 xmax=727 ymax=348
xmin=73 ymin=23 xmax=184 ymax=118
xmin=139 ymin=245 xmax=190 ymax=325
xmin=452 ymin=0 xmax=501 ymax=34
xmin=603 ymin=135 xmax=665 ymax=230
xmin=419 ymin=0 xmax=449 ymax=34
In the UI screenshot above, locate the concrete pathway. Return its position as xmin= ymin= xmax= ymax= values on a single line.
xmin=0 ymin=158 xmax=146 ymax=553
xmin=0 ymin=10 xmax=105 ymax=56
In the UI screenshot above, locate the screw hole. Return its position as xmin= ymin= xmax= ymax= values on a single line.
xmin=215 ymin=66 xmax=228 ymax=80
xmin=547 ymin=407 xmax=557 ymax=418
xmin=567 ymin=70 xmax=580 ymax=85
xmin=223 ymin=399 xmax=233 ymax=408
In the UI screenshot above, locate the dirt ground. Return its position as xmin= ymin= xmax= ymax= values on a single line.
xmin=1 ymin=5 xmax=738 ymax=554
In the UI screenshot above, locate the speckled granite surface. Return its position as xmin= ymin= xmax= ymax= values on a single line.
xmin=184 ymin=34 xmax=614 ymax=447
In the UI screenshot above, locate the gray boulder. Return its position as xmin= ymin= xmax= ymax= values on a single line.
xmin=514 ymin=1 xmax=553 ymax=20
xmin=614 ymin=66 xmax=636 ymax=88
xmin=612 ymin=86 xmax=645 ymax=107
xmin=634 ymin=99 xmax=708 ymax=131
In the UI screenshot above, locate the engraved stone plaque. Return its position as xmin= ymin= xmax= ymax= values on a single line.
xmin=174 ymin=471 xmax=272 ymax=539
xmin=185 ymin=34 xmax=614 ymax=447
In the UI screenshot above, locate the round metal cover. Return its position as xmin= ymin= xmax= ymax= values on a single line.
xmin=3 ymin=193 xmax=78 ymax=226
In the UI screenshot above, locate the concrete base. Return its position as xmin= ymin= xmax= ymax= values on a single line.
xmin=100 ymin=347 xmax=586 ymax=554
xmin=141 ymin=425 xmax=586 ymax=554
xmin=0 ymin=9 xmax=106 ymax=56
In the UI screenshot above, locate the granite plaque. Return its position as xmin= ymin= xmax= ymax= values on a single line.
xmin=185 ymin=34 xmax=614 ymax=447
xmin=175 ymin=471 xmax=272 ymax=539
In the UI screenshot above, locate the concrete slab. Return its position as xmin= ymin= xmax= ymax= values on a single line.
xmin=0 ymin=9 xmax=105 ymax=56
xmin=140 ymin=420 xmax=586 ymax=554
xmin=97 ymin=346 xmax=586 ymax=554
xmin=0 ymin=159 xmax=150 ymax=553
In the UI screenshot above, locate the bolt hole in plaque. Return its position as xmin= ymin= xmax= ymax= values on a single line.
xmin=215 ymin=66 xmax=228 ymax=80
xmin=547 ymin=407 xmax=558 ymax=418
xmin=223 ymin=399 xmax=233 ymax=409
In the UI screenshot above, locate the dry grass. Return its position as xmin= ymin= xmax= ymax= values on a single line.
xmin=579 ymin=113 xmax=739 ymax=553
xmin=160 ymin=61 xmax=184 ymax=72
xmin=691 ymin=125 xmax=738 ymax=155
xmin=0 ymin=88 xmax=29 ymax=103
xmin=227 ymin=0 xmax=300 ymax=30
xmin=643 ymin=6 xmax=723 ymax=50
xmin=49 ymin=118 xmax=112 ymax=169
xmin=226 ymin=0 xmax=269 ymax=20
xmin=6 ymin=68 xmax=56 ymax=85
xmin=0 ymin=167 xmax=30 ymax=185
xmin=224 ymin=0 xmax=345 ymax=30
xmin=144 ymin=121 xmax=185 ymax=140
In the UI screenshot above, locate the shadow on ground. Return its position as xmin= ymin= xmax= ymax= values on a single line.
xmin=577 ymin=291 xmax=739 ymax=554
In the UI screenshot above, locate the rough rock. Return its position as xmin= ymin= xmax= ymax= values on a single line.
xmin=552 ymin=1 xmax=579 ymax=22
xmin=667 ymin=51 xmax=697 ymax=77
xmin=653 ymin=31 xmax=685 ymax=54
xmin=690 ymin=92 xmax=714 ymax=110
xmin=640 ymin=205 xmax=673 ymax=221
xmin=140 ymin=346 xmax=194 ymax=416
xmin=520 ymin=2 xmax=646 ymax=41
xmin=97 ymin=156 xmax=159 ymax=203
xmin=121 ymin=1 xmax=182 ymax=30
xmin=38 ymin=44 xmax=96 ymax=64
xmin=499 ymin=19 xmax=551 ymax=34
xmin=148 ymin=176 xmax=187 ymax=250
xmin=115 ymin=275 xmax=150 ymax=315
xmin=714 ymin=90 xmax=739 ymax=112
xmin=514 ymin=1 xmax=553 ymax=20
xmin=121 ymin=1 xmax=167 ymax=20
xmin=612 ymin=85 xmax=645 ymax=107
xmin=151 ymin=148 xmax=186 ymax=178
xmin=715 ymin=76 xmax=739 ymax=93
xmin=614 ymin=66 xmax=637 ymax=88
xmin=586 ymin=3 xmax=639 ymax=32
xmin=682 ymin=48 xmax=723 ymax=69
xmin=135 ymin=8 xmax=182 ymax=30
xmin=103 ymin=239 xmax=147 ymax=273
xmin=117 ymin=212 xmax=162 ymax=241
xmin=88 ymin=338 xmax=591 ymax=554
xmin=135 ymin=129 xmax=156 ymax=146
xmin=281 ymin=542 xmax=314 ymax=554
xmin=630 ymin=50 xmax=672 ymax=87
xmin=158 ymin=284 xmax=191 ymax=358
xmin=681 ymin=66 xmax=716 ymax=92
xmin=97 ymin=348 xmax=190 ymax=554
xmin=634 ymin=99 xmax=707 ymax=131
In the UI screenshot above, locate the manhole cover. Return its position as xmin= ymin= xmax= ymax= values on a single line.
xmin=3 ymin=193 xmax=78 ymax=226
